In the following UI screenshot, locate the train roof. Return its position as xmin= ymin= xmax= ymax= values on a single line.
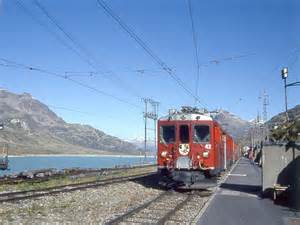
xmin=158 ymin=107 xmax=236 ymax=141
xmin=159 ymin=106 xmax=214 ymax=122
xmin=159 ymin=113 xmax=213 ymax=121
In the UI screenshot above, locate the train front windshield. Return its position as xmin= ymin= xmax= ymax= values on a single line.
xmin=160 ymin=125 xmax=175 ymax=144
xmin=193 ymin=125 xmax=210 ymax=143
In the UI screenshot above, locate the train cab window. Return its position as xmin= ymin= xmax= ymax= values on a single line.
xmin=160 ymin=125 xmax=175 ymax=144
xmin=193 ymin=125 xmax=210 ymax=143
xmin=179 ymin=125 xmax=189 ymax=143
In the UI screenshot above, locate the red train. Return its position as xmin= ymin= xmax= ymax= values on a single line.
xmin=157 ymin=107 xmax=238 ymax=188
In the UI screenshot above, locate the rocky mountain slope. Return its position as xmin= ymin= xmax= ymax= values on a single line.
xmin=0 ymin=89 xmax=140 ymax=155
xmin=266 ymin=104 xmax=300 ymax=128
xmin=267 ymin=104 xmax=300 ymax=142
xmin=127 ymin=137 xmax=155 ymax=153
xmin=213 ymin=109 xmax=253 ymax=140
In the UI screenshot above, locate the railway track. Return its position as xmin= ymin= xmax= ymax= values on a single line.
xmin=0 ymin=171 xmax=155 ymax=203
xmin=105 ymin=162 xmax=234 ymax=225
xmin=105 ymin=189 xmax=212 ymax=225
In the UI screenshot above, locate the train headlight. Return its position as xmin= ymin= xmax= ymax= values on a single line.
xmin=161 ymin=151 xmax=168 ymax=158
xmin=203 ymin=151 xmax=209 ymax=158
xmin=205 ymin=144 xmax=211 ymax=150
xmin=179 ymin=144 xmax=190 ymax=156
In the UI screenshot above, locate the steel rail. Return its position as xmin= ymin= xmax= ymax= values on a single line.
xmin=0 ymin=172 xmax=155 ymax=203
xmin=105 ymin=191 xmax=170 ymax=225
xmin=105 ymin=190 xmax=212 ymax=225
xmin=156 ymin=193 xmax=193 ymax=225
xmin=105 ymin=161 xmax=235 ymax=225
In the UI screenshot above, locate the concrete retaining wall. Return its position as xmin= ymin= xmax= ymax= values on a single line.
xmin=262 ymin=143 xmax=300 ymax=209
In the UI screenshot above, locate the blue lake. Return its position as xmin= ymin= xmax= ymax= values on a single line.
xmin=0 ymin=155 xmax=156 ymax=176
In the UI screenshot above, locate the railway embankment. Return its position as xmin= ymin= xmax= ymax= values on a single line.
xmin=0 ymin=162 xmax=240 ymax=224
xmin=0 ymin=179 xmax=163 ymax=224
xmin=0 ymin=165 xmax=160 ymax=224
xmin=0 ymin=163 xmax=219 ymax=224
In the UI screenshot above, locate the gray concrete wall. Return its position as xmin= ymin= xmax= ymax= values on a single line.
xmin=262 ymin=143 xmax=300 ymax=209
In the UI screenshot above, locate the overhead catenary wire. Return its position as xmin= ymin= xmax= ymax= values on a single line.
xmin=63 ymin=68 xmax=168 ymax=79
xmin=14 ymin=0 xmax=96 ymax=72
xmin=284 ymin=47 xmax=300 ymax=72
xmin=65 ymin=68 xmax=167 ymax=77
xmin=64 ymin=71 xmax=96 ymax=79
xmin=187 ymin=0 xmax=201 ymax=104
xmin=32 ymin=0 xmax=98 ymax=69
xmin=15 ymin=0 xmax=185 ymax=112
xmin=1 ymin=57 xmax=169 ymax=114
xmin=47 ymin=104 xmax=125 ymax=121
xmin=271 ymin=46 xmax=300 ymax=73
xmin=15 ymin=0 xmax=142 ymax=99
xmin=47 ymin=105 xmax=95 ymax=116
xmin=0 ymin=58 xmax=142 ymax=110
xmin=32 ymin=0 xmax=142 ymax=99
xmin=96 ymin=0 xmax=207 ymax=108
xmin=199 ymin=53 xmax=256 ymax=68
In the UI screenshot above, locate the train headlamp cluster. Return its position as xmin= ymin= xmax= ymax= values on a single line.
xmin=161 ymin=151 xmax=168 ymax=158
xmin=205 ymin=144 xmax=211 ymax=150
xmin=202 ymin=151 xmax=209 ymax=158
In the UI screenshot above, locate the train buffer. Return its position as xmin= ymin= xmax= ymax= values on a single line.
xmin=196 ymin=157 xmax=300 ymax=225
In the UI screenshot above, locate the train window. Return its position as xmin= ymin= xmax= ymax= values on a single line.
xmin=193 ymin=125 xmax=210 ymax=143
xmin=179 ymin=125 xmax=189 ymax=143
xmin=160 ymin=125 xmax=175 ymax=144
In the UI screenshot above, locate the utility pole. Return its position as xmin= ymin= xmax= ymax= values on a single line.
xmin=281 ymin=67 xmax=300 ymax=122
xmin=153 ymin=102 xmax=159 ymax=156
xmin=142 ymin=98 xmax=159 ymax=161
xmin=0 ymin=122 xmax=8 ymax=170
xmin=281 ymin=68 xmax=289 ymax=122
xmin=144 ymin=99 xmax=148 ymax=157
xmin=258 ymin=93 xmax=262 ymax=124
xmin=262 ymin=90 xmax=269 ymax=142
xmin=262 ymin=90 xmax=269 ymax=123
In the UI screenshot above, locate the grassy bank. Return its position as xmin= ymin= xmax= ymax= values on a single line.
xmin=0 ymin=165 xmax=157 ymax=193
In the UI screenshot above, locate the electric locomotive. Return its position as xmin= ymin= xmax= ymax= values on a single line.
xmin=157 ymin=106 xmax=238 ymax=188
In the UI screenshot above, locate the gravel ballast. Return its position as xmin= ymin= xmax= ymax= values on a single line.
xmin=0 ymin=181 xmax=163 ymax=225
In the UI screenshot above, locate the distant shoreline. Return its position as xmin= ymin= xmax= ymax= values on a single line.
xmin=7 ymin=154 xmax=155 ymax=158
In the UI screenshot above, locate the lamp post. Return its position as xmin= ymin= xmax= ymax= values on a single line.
xmin=281 ymin=67 xmax=289 ymax=122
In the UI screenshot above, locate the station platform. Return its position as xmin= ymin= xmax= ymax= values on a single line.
xmin=197 ymin=157 xmax=300 ymax=225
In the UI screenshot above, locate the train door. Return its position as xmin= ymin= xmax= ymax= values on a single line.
xmin=191 ymin=122 xmax=213 ymax=168
xmin=177 ymin=122 xmax=191 ymax=154
xmin=222 ymin=134 xmax=227 ymax=170
xmin=227 ymin=137 xmax=233 ymax=166
xmin=214 ymin=125 xmax=223 ymax=171
xmin=232 ymin=141 xmax=235 ymax=162
xmin=175 ymin=122 xmax=191 ymax=169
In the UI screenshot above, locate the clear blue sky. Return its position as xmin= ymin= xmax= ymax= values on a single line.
xmin=0 ymin=0 xmax=299 ymax=140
